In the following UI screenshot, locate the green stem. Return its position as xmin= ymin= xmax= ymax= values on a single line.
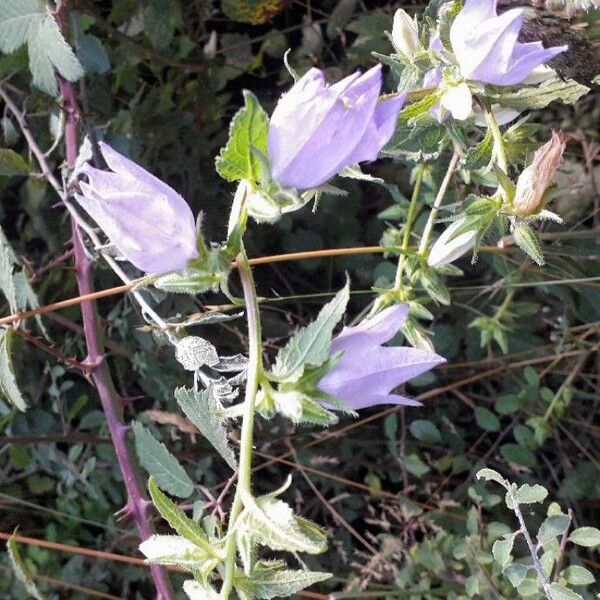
xmin=485 ymin=105 xmax=508 ymax=174
xmin=220 ymin=243 xmax=263 ymax=599
xmin=394 ymin=164 xmax=426 ymax=289
xmin=418 ymin=151 xmax=460 ymax=255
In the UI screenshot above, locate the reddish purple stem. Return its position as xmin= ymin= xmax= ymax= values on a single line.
xmin=55 ymin=5 xmax=173 ymax=599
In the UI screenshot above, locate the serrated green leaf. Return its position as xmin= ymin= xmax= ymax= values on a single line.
xmin=513 ymin=222 xmax=545 ymax=266
xmin=549 ymin=583 xmax=583 ymax=600
xmin=568 ymin=527 xmax=600 ymax=548
xmin=132 ymin=421 xmax=194 ymax=498
xmin=7 ymin=532 xmax=44 ymax=599
xmin=216 ymin=90 xmax=268 ymax=183
xmin=0 ymin=0 xmax=83 ymax=96
xmin=537 ymin=514 xmax=571 ymax=546
xmin=238 ymin=569 xmax=332 ymax=599
xmin=419 ymin=267 xmax=450 ymax=305
xmin=489 ymin=78 xmax=590 ymax=112
xmin=139 ymin=534 xmax=216 ymax=570
xmin=400 ymin=90 xmax=443 ymax=122
xmin=515 ymin=483 xmax=548 ymax=504
xmin=0 ymin=148 xmax=30 ymax=176
xmin=175 ymin=387 xmax=237 ymax=470
xmin=147 ymin=477 xmax=214 ymax=553
xmin=0 ymin=329 xmax=26 ymax=411
xmin=503 ymin=563 xmax=529 ymax=588
xmin=463 ymin=129 xmax=493 ymax=170
xmin=244 ymin=495 xmax=328 ymax=554
xmin=271 ymin=280 xmax=349 ymax=381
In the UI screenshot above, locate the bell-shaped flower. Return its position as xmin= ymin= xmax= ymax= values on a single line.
xmin=428 ymin=217 xmax=477 ymax=267
xmin=450 ymin=0 xmax=566 ymax=86
xmin=513 ymin=131 xmax=566 ymax=217
xmin=392 ymin=9 xmax=419 ymax=57
xmin=268 ymin=65 xmax=406 ymax=190
xmin=317 ymin=305 xmax=445 ymax=410
xmin=75 ymin=142 xmax=198 ymax=274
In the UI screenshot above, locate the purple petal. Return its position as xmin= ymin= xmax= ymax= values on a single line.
xmin=268 ymin=66 xmax=384 ymax=189
xmin=343 ymin=92 xmax=406 ymax=164
xmin=319 ymin=346 xmax=445 ymax=400
xmin=450 ymin=0 xmax=566 ymax=86
xmin=342 ymin=393 xmax=422 ymax=411
xmin=331 ymin=304 xmax=409 ymax=354
xmin=75 ymin=143 xmax=199 ymax=274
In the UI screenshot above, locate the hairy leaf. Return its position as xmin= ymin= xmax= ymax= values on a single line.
xmin=0 ymin=0 xmax=84 ymax=96
xmin=132 ymin=421 xmax=194 ymax=498
xmin=239 ymin=568 xmax=332 ymax=598
xmin=7 ymin=532 xmax=44 ymax=599
xmin=175 ymin=387 xmax=237 ymax=470
xmin=147 ymin=477 xmax=213 ymax=552
xmin=216 ymin=90 xmax=268 ymax=183
xmin=0 ymin=329 xmax=26 ymax=411
xmin=271 ymin=280 xmax=349 ymax=381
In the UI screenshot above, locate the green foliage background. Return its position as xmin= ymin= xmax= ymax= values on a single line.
xmin=0 ymin=0 xmax=599 ymax=598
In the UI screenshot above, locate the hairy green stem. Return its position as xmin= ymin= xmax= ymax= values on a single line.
xmin=485 ymin=106 xmax=508 ymax=174
xmin=220 ymin=243 xmax=263 ymax=599
xmin=395 ymin=164 xmax=426 ymax=288
xmin=418 ymin=151 xmax=460 ymax=255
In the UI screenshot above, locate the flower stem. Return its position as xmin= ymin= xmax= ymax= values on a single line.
xmin=220 ymin=243 xmax=263 ymax=599
xmin=418 ymin=151 xmax=460 ymax=255
xmin=395 ymin=164 xmax=426 ymax=288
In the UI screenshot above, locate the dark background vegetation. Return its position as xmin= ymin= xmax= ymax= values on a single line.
xmin=1 ymin=0 xmax=599 ymax=597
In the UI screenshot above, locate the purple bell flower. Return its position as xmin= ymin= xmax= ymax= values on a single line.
xmin=450 ymin=0 xmax=566 ymax=86
xmin=268 ymin=65 xmax=406 ymax=190
xmin=75 ymin=142 xmax=199 ymax=274
xmin=318 ymin=305 xmax=445 ymax=410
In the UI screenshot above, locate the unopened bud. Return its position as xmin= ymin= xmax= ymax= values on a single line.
xmin=391 ymin=9 xmax=419 ymax=57
xmin=513 ymin=131 xmax=566 ymax=217
xmin=428 ymin=217 xmax=477 ymax=267
xmin=175 ymin=336 xmax=219 ymax=371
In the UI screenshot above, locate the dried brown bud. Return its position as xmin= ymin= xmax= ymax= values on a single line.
xmin=513 ymin=131 xmax=566 ymax=217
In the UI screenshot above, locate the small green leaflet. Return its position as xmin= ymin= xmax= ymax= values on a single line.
xmin=215 ymin=90 xmax=268 ymax=184
xmin=238 ymin=569 xmax=332 ymax=599
xmin=147 ymin=477 xmax=213 ymax=553
xmin=548 ymin=583 xmax=583 ymax=600
xmin=175 ymin=387 xmax=237 ymax=470
xmin=568 ymin=526 xmax=600 ymax=548
xmin=0 ymin=329 xmax=26 ymax=411
xmin=0 ymin=0 xmax=84 ymax=96
xmin=271 ymin=280 xmax=349 ymax=381
xmin=132 ymin=421 xmax=194 ymax=498
xmin=512 ymin=222 xmax=545 ymax=266
xmin=7 ymin=532 xmax=44 ymax=599
xmin=489 ymin=78 xmax=589 ymax=112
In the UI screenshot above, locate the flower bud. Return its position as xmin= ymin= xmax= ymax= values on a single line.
xmin=428 ymin=217 xmax=477 ymax=267
xmin=391 ymin=9 xmax=419 ymax=57
xmin=75 ymin=142 xmax=198 ymax=274
xmin=513 ymin=131 xmax=566 ymax=217
xmin=268 ymin=65 xmax=405 ymax=190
